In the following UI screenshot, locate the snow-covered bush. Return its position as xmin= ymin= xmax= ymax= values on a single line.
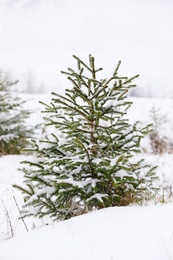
xmin=14 ymin=55 xmax=157 ymax=220
xmin=0 ymin=71 xmax=35 ymax=155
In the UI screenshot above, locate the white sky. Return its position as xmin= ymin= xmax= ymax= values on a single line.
xmin=0 ymin=0 xmax=173 ymax=95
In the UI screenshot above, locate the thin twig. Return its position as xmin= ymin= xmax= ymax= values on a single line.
xmin=12 ymin=190 xmax=29 ymax=232
xmin=1 ymin=199 xmax=14 ymax=238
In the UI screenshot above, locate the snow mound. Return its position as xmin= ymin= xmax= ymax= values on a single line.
xmin=0 ymin=205 xmax=173 ymax=260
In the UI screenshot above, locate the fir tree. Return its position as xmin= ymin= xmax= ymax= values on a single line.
xmin=14 ymin=55 xmax=157 ymax=220
xmin=0 ymin=71 xmax=36 ymax=155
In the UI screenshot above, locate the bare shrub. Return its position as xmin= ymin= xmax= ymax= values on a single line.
xmin=149 ymin=107 xmax=173 ymax=154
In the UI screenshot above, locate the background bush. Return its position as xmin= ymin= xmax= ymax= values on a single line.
xmin=0 ymin=71 xmax=36 ymax=155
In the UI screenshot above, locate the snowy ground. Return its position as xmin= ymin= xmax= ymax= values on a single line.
xmin=0 ymin=204 xmax=173 ymax=260
xmin=0 ymin=94 xmax=173 ymax=259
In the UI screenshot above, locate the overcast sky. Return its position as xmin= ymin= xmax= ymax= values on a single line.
xmin=0 ymin=0 xmax=173 ymax=95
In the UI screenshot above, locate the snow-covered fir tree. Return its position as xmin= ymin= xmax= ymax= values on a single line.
xmin=0 ymin=71 xmax=35 ymax=155
xmin=14 ymin=55 xmax=157 ymax=220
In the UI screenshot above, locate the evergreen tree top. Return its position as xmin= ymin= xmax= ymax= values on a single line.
xmin=59 ymin=54 xmax=139 ymax=102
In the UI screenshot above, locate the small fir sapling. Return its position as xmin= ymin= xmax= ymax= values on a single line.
xmin=14 ymin=55 xmax=158 ymax=220
xmin=0 ymin=71 xmax=36 ymax=155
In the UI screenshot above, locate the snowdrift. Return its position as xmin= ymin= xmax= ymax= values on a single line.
xmin=0 ymin=205 xmax=173 ymax=260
